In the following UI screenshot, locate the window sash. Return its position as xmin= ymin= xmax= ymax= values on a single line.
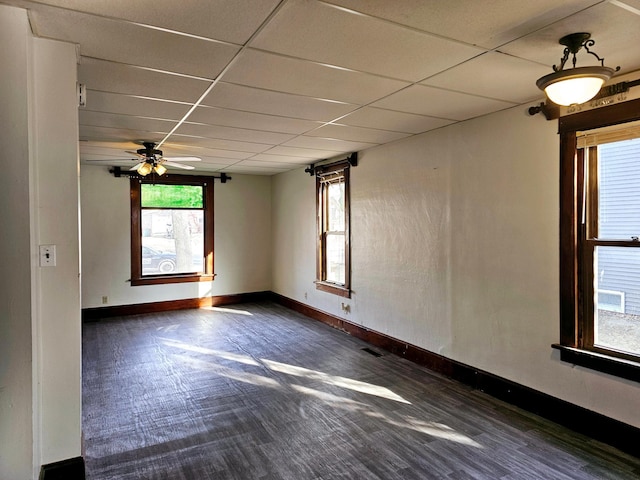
xmin=316 ymin=164 xmax=350 ymax=297
xmin=130 ymin=175 xmax=214 ymax=286
xmin=557 ymin=98 xmax=640 ymax=381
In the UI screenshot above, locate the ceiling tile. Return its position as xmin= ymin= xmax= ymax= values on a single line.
xmin=421 ymin=52 xmax=551 ymax=103
xmin=223 ymin=165 xmax=288 ymax=175
xmin=201 ymin=82 xmax=359 ymax=121
xmin=80 ymin=143 xmax=138 ymax=157
xmin=30 ymin=6 xmax=239 ymax=79
xmin=499 ymin=2 xmax=640 ymax=75
xmin=249 ymin=153 xmax=313 ymax=164
xmin=79 ymin=125 xmax=166 ymax=144
xmin=31 ymin=0 xmax=282 ymax=44
xmin=324 ymin=0 xmax=601 ymax=49
xmin=79 ymin=57 xmax=210 ymax=103
xmin=82 ymin=91 xmax=191 ymax=120
xmin=339 ymin=107 xmax=455 ymax=134
xmin=81 ymin=154 xmax=138 ymax=163
xmin=250 ymin=0 xmax=485 ymax=82
xmin=305 ymin=124 xmax=411 ymax=144
xmin=195 ymin=160 xmax=237 ymax=169
xmin=263 ymin=146 xmax=343 ymax=159
xmin=161 ymin=143 xmax=253 ymax=160
xmin=176 ymin=122 xmax=295 ymax=145
xmin=168 ymin=134 xmax=272 ymax=154
xmin=283 ymin=136 xmax=376 ymax=152
xmin=224 ymin=49 xmax=410 ymax=104
xmin=79 ymin=111 xmax=176 ymax=133
xmin=371 ymin=85 xmax=516 ymax=121
xmin=235 ymin=159 xmax=298 ymax=169
xmin=188 ymin=106 xmax=322 ymax=135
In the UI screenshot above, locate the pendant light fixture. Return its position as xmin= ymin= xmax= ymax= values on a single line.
xmin=536 ymin=33 xmax=619 ymax=106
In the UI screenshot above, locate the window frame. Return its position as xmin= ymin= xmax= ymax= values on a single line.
xmin=555 ymin=97 xmax=640 ymax=382
xmin=130 ymin=174 xmax=214 ymax=286
xmin=316 ymin=162 xmax=351 ymax=298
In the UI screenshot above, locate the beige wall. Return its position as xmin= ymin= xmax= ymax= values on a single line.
xmin=272 ymin=104 xmax=640 ymax=428
xmin=32 ymin=36 xmax=82 ymax=466
xmin=80 ymin=167 xmax=272 ymax=308
xmin=0 ymin=5 xmax=81 ymax=478
xmin=0 ymin=6 xmax=35 ymax=479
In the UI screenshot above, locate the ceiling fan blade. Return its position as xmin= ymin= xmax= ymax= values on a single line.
xmin=125 ymin=150 xmax=144 ymax=157
xmin=163 ymin=156 xmax=201 ymax=162
xmin=163 ymin=161 xmax=195 ymax=170
xmin=130 ymin=162 xmax=145 ymax=171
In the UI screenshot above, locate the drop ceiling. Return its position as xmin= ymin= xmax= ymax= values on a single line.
xmin=5 ymin=0 xmax=640 ymax=175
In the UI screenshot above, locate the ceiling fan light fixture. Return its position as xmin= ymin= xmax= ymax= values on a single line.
xmin=137 ymin=162 xmax=153 ymax=176
xmin=536 ymin=32 xmax=619 ymax=106
xmin=154 ymin=163 xmax=167 ymax=176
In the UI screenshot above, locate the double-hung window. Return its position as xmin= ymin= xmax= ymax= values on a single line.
xmin=556 ymin=98 xmax=640 ymax=381
xmin=130 ymin=174 xmax=214 ymax=286
xmin=316 ymin=163 xmax=351 ymax=297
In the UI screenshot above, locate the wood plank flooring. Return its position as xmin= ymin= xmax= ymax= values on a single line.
xmin=83 ymin=302 xmax=640 ymax=479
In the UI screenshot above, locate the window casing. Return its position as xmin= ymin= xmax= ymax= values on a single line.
xmin=316 ymin=163 xmax=351 ymax=297
xmin=556 ymin=98 xmax=640 ymax=382
xmin=130 ymin=175 xmax=214 ymax=286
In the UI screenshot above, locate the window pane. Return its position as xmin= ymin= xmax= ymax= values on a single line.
xmin=327 ymin=181 xmax=345 ymax=232
xmin=597 ymin=138 xmax=640 ymax=239
xmin=141 ymin=209 xmax=204 ymax=275
xmin=593 ymin=246 xmax=640 ymax=356
xmin=325 ymin=233 xmax=345 ymax=284
xmin=141 ymin=184 xmax=203 ymax=208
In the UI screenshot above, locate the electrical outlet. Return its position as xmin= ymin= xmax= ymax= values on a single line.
xmin=39 ymin=245 xmax=56 ymax=267
xmin=304 ymin=292 xmax=308 ymax=300
xmin=102 ymin=296 xmax=108 ymax=304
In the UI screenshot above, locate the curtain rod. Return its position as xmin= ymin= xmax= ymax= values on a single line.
xmin=304 ymin=152 xmax=358 ymax=176
xmin=108 ymin=166 xmax=231 ymax=183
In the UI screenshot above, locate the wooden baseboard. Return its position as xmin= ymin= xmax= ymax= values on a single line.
xmin=39 ymin=456 xmax=85 ymax=480
xmin=270 ymin=292 xmax=640 ymax=459
xmin=82 ymin=291 xmax=271 ymax=321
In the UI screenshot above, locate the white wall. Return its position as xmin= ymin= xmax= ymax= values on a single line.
xmin=81 ymin=166 xmax=272 ymax=308
xmin=0 ymin=5 xmax=81 ymax=478
xmin=272 ymin=104 xmax=640 ymax=428
xmin=0 ymin=6 xmax=35 ymax=479
xmin=32 ymin=37 xmax=82 ymax=466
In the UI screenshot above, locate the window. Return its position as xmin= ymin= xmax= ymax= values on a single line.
xmin=130 ymin=175 xmax=214 ymax=286
xmin=556 ymin=98 xmax=640 ymax=381
xmin=316 ymin=163 xmax=350 ymax=297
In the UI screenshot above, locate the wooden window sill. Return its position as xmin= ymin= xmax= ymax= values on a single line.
xmin=552 ymin=344 xmax=640 ymax=383
xmin=131 ymin=274 xmax=215 ymax=286
xmin=315 ymin=281 xmax=351 ymax=298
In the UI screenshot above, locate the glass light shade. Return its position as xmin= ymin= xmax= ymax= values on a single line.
xmin=545 ymin=77 xmax=604 ymax=106
xmin=137 ymin=162 xmax=153 ymax=176
xmin=536 ymin=66 xmax=614 ymax=106
xmin=154 ymin=163 xmax=167 ymax=176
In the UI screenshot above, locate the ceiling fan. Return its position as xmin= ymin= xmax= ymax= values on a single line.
xmin=126 ymin=142 xmax=201 ymax=176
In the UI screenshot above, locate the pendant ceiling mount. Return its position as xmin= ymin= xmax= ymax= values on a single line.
xmin=535 ymin=32 xmax=619 ymax=107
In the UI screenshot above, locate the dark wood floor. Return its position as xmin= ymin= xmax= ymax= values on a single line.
xmin=83 ymin=302 xmax=640 ymax=479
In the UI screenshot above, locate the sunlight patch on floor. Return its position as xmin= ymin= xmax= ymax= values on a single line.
xmin=262 ymin=359 xmax=411 ymax=404
xmin=199 ymin=306 xmax=254 ymax=315
xmin=160 ymin=338 xmax=260 ymax=366
xmin=162 ymin=339 xmax=410 ymax=404
xmin=174 ymin=354 xmax=282 ymax=389
xmin=365 ymin=410 xmax=483 ymax=447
